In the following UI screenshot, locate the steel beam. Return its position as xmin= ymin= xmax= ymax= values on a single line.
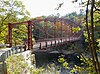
xmin=28 ymin=21 xmax=33 ymax=50
xmin=8 ymin=23 xmax=12 ymax=47
xmin=44 ymin=19 xmax=48 ymax=39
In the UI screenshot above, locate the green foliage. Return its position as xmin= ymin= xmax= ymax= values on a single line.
xmin=0 ymin=0 xmax=30 ymax=44
xmin=96 ymin=39 xmax=100 ymax=54
xmin=70 ymin=65 xmax=84 ymax=73
xmin=72 ymin=27 xmax=81 ymax=33
xmin=70 ymin=55 xmax=97 ymax=74
xmin=65 ymin=12 xmax=84 ymax=23
xmin=6 ymin=54 xmax=61 ymax=74
xmin=12 ymin=25 xmax=28 ymax=45
xmin=58 ymin=55 xmax=65 ymax=63
xmin=97 ymin=39 xmax=100 ymax=48
xmin=6 ymin=54 xmax=29 ymax=74
xmin=62 ymin=62 xmax=69 ymax=68
xmin=58 ymin=55 xmax=69 ymax=69
xmin=83 ymin=31 xmax=89 ymax=42
xmin=30 ymin=63 xmax=61 ymax=74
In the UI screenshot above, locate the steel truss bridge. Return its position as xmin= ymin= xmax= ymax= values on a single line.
xmin=8 ymin=17 xmax=82 ymax=50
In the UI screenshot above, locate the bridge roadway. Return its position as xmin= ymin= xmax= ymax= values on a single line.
xmin=33 ymin=37 xmax=81 ymax=50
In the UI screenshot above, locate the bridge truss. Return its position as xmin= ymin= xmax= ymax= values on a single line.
xmin=8 ymin=17 xmax=82 ymax=50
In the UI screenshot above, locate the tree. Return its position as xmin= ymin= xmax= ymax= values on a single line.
xmin=73 ymin=0 xmax=100 ymax=73
xmin=90 ymin=0 xmax=100 ymax=73
xmin=0 ymin=0 xmax=30 ymax=44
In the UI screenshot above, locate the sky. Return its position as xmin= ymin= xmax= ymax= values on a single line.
xmin=20 ymin=0 xmax=82 ymax=18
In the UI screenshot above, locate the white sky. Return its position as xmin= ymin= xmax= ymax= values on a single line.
xmin=20 ymin=0 xmax=82 ymax=18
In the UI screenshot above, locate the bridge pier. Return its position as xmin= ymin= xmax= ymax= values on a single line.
xmin=34 ymin=51 xmax=48 ymax=67
xmin=33 ymin=50 xmax=61 ymax=67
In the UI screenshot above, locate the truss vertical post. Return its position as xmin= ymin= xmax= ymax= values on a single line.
xmin=66 ymin=30 xmax=68 ymax=44
xmin=38 ymin=29 xmax=40 ymax=40
xmin=28 ymin=21 xmax=32 ymax=50
xmin=54 ymin=21 xmax=56 ymax=46
xmin=45 ymin=19 xmax=48 ymax=39
xmin=44 ymin=19 xmax=48 ymax=49
xmin=8 ymin=23 xmax=12 ymax=47
xmin=61 ymin=19 xmax=63 ymax=42
xmin=53 ymin=22 xmax=55 ymax=39
xmin=70 ymin=25 xmax=72 ymax=41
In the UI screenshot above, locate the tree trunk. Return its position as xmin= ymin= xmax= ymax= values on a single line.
xmin=91 ymin=0 xmax=100 ymax=73
xmin=85 ymin=0 xmax=97 ymax=72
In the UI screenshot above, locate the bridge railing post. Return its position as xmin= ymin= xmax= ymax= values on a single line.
xmin=60 ymin=39 xmax=62 ymax=45
xmin=57 ymin=40 xmax=59 ymax=45
xmin=55 ymin=41 xmax=56 ymax=45
xmin=70 ymin=25 xmax=73 ymax=42
xmin=51 ymin=41 xmax=52 ymax=46
xmin=45 ymin=41 xmax=47 ymax=48
xmin=39 ymin=42 xmax=42 ymax=49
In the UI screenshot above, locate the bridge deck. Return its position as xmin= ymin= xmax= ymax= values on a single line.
xmin=0 ymin=37 xmax=80 ymax=56
xmin=33 ymin=37 xmax=80 ymax=50
xmin=0 ymin=37 xmax=80 ymax=60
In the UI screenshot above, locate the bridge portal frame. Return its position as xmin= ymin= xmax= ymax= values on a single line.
xmin=8 ymin=21 xmax=33 ymax=50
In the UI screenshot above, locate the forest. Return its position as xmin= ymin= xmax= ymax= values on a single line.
xmin=0 ymin=0 xmax=100 ymax=74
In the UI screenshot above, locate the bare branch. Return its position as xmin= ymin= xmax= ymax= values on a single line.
xmin=55 ymin=3 xmax=64 ymax=10
xmin=94 ymin=4 xmax=100 ymax=11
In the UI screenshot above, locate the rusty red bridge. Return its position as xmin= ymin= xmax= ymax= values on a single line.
xmin=8 ymin=17 xmax=82 ymax=51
